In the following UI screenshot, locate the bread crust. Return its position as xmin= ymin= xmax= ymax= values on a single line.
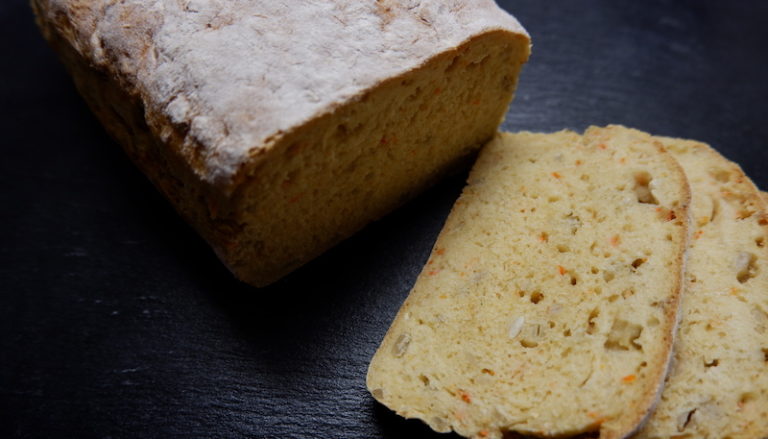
xmin=31 ymin=0 xmax=528 ymax=190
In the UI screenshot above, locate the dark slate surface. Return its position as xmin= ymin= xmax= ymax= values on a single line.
xmin=1 ymin=1 xmax=766 ymax=438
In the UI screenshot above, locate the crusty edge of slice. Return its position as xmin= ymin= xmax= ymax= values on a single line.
xmin=587 ymin=126 xmax=691 ymax=439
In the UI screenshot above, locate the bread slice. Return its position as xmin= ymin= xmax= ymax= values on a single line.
xmin=633 ymin=136 xmax=768 ymax=439
xmin=367 ymin=126 xmax=691 ymax=439
xmin=31 ymin=0 xmax=530 ymax=286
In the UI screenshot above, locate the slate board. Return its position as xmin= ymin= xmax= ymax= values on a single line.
xmin=1 ymin=1 xmax=767 ymax=438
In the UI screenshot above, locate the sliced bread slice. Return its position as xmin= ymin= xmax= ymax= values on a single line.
xmin=633 ymin=135 xmax=768 ymax=439
xmin=367 ymin=126 xmax=691 ymax=439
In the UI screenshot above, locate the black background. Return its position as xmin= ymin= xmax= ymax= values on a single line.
xmin=2 ymin=1 xmax=767 ymax=438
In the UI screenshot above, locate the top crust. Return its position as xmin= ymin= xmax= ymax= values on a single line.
xmin=33 ymin=0 xmax=528 ymax=189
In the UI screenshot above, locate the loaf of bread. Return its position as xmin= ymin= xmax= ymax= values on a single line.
xmin=633 ymin=134 xmax=768 ymax=439
xmin=367 ymin=126 xmax=691 ymax=439
xmin=31 ymin=0 xmax=530 ymax=286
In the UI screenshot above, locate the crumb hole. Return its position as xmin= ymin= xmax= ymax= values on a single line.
xmin=631 ymin=258 xmax=647 ymax=270
xmin=419 ymin=374 xmax=430 ymax=386
xmin=518 ymin=290 xmax=526 ymax=298
xmin=604 ymin=319 xmax=643 ymax=351
xmin=570 ymin=275 xmax=578 ymax=286
xmin=740 ymin=392 xmax=757 ymax=405
xmin=392 ymin=333 xmax=411 ymax=357
xmin=557 ymin=245 xmax=570 ymax=253
xmin=757 ymin=236 xmax=765 ymax=248
xmin=548 ymin=196 xmax=561 ymax=203
xmin=734 ymin=252 xmax=758 ymax=283
xmin=565 ymin=212 xmax=582 ymax=234
xmin=603 ymin=271 xmax=615 ymax=282
xmin=762 ymin=348 xmax=768 ymax=363
xmin=634 ymin=171 xmax=658 ymax=204
xmin=710 ymin=196 xmax=720 ymax=222
xmin=677 ymin=409 xmax=696 ymax=432
xmin=622 ymin=288 xmax=636 ymax=299
xmin=591 ymin=266 xmax=599 ymax=274
xmin=530 ymin=291 xmax=544 ymax=304
xmin=587 ymin=308 xmax=600 ymax=335
xmin=563 ymin=329 xmax=572 ymax=337
xmin=608 ymin=294 xmax=619 ymax=303
xmin=647 ymin=316 xmax=660 ymax=327
xmin=548 ymin=321 xmax=556 ymax=329
xmin=704 ymin=358 xmax=719 ymax=367
xmin=481 ymin=368 xmax=495 ymax=376
xmin=519 ymin=322 xmax=543 ymax=348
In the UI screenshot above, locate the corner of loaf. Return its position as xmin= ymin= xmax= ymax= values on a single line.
xmin=227 ymin=31 xmax=531 ymax=286
xmin=32 ymin=0 xmax=530 ymax=286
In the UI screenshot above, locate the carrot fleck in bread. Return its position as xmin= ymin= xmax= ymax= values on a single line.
xmin=367 ymin=126 xmax=691 ymax=439
xmin=633 ymin=134 xmax=768 ymax=439
xmin=30 ymin=0 xmax=530 ymax=286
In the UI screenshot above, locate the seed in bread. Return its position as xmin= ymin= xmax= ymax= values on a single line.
xmin=633 ymin=134 xmax=768 ymax=439
xmin=31 ymin=0 xmax=530 ymax=286
xmin=367 ymin=126 xmax=691 ymax=439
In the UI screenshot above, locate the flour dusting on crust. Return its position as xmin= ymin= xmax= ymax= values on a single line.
xmin=41 ymin=0 xmax=527 ymax=187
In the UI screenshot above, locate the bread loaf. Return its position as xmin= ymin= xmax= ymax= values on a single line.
xmin=31 ymin=0 xmax=530 ymax=286
xmin=633 ymin=135 xmax=768 ymax=439
xmin=367 ymin=126 xmax=691 ymax=439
